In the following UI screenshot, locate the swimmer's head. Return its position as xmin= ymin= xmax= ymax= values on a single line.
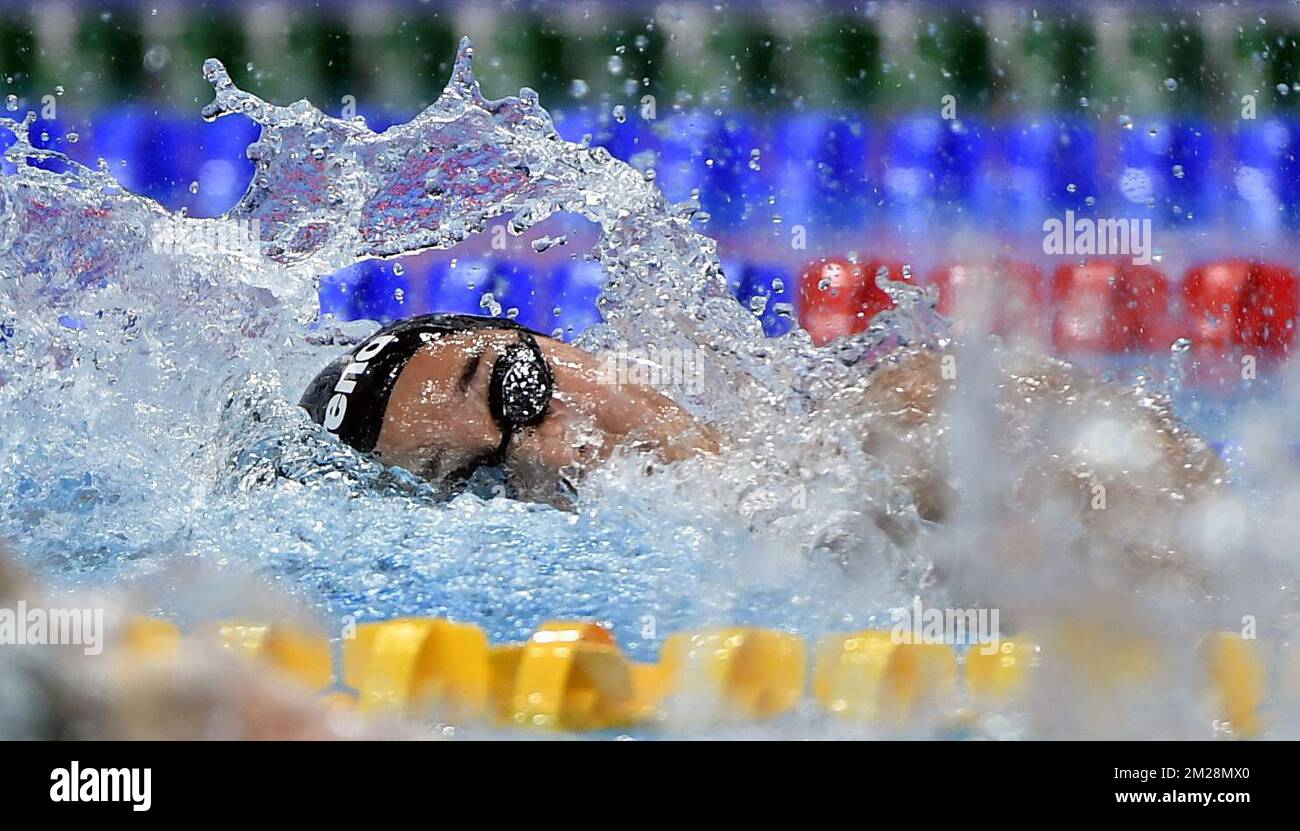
xmin=301 ymin=313 xmax=716 ymax=498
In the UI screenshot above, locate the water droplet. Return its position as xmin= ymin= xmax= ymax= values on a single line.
xmin=143 ymin=45 xmax=171 ymax=73
xmin=532 ymin=234 xmax=567 ymax=253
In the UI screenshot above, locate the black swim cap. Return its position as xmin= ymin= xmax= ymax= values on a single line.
xmin=300 ymin=313 xmax=553 ymax=458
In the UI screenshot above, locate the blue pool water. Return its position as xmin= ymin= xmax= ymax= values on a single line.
xmin=4 ymin=40 xmax=1300 ymax=738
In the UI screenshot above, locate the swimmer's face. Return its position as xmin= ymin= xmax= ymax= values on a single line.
xmin=373 ymin=329 xmax=718 ymax=489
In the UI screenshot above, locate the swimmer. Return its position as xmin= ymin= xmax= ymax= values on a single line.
xmin=300 ymin=314 xmax=718 ymax=499
xmin=302 ymin=313 xmax=1223 ymax=584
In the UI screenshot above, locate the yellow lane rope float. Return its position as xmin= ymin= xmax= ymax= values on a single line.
xmin=118 ymin=617 xmax=1269 ymax=736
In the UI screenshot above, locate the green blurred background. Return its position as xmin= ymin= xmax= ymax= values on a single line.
xmin=1 ymin=1 xmax=1297 ymax=120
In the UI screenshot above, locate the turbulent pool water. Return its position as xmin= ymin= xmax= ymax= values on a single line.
xmin=2 ymin=39 xmax=1299 ymax=738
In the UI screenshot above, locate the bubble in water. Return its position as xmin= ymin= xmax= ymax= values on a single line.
xmin=607 ymin=55 xmax=624 ymax=75
xmin=569 ymin=79 xmax=589 ymax=99
xmin=189 ymin=180 xmax=200 ymax=194
xmin=143 ymin=45 xmax=171 ymax=72
xmin=612 ymin=104 xmax=627 ymax=124
xmin=1163 ymin=78 xmax=1179 ymax=92
xmin=480 ymin=292 xmax=502 ymax=317
xmin=5 ymin=94 xmax=17 ymax=111
xmin=54 ymin=85 xmax=64 ymax=96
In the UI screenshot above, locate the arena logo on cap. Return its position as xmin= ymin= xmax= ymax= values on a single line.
xmin=1041 ymin=210 xmax=1154 ymax=266
xmin=323 ymin=334 xmax=398 ymax=432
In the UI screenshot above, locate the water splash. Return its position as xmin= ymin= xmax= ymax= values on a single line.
xmin=0 ymin=36 xmax=924 ymax=644
xmin=2 ymin=39 xmax=1298 ymax=738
